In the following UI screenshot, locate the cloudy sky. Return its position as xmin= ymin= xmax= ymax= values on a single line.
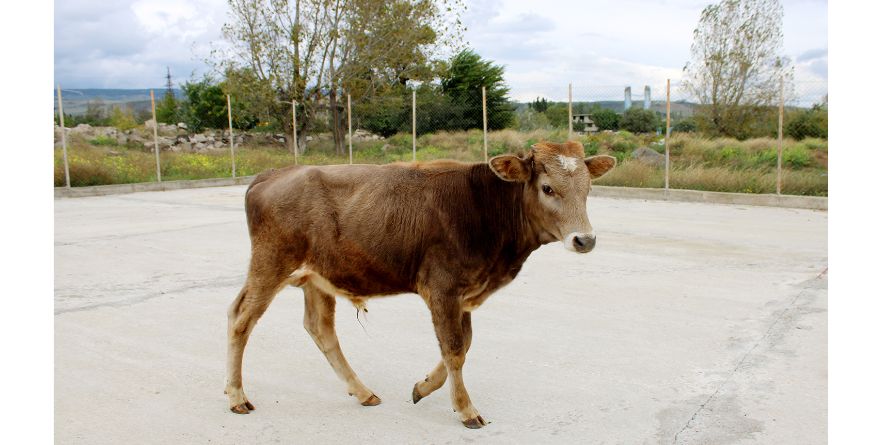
xmin=54 ymin=0 xmax=827 ymax=101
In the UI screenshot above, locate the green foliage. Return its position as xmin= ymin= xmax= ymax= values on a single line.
xmin=156 ymin=91 xmax=179 ymax=124
xmin=783 ymin=145 xmax=812 ymax=168
xmin=620 ymin=108 xmax=660 ymax=133
xmin=354 ymin=93 xmax=409 ymax=137
xmin=530 ymin=97 xmax=549 ymax=113
xmin=590 ymin=108 xmax=620 ymax=131
xmin=89 ymin=135 xmax=117 ymax=146
xmin=514 ymin=108 xmax=551 ymax=131
xmin=543 ymin=104 xmax=568 ymax=129
xmin=441 ymin=49 xmax=515 ymax=130
xmin=109 ymin=106 xmax=138 ymax=131
xmin=786 ymin=105 xmax=827 ymax=140
xmin=179 ymin=77 xmax=228 ymax=131
xmin=179 ymin=76 xmax=257 ymax=132
xmin=672 ymin=119 xmax=698 ymax=133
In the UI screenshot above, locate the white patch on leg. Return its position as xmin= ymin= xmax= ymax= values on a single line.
xmin=557 ymin=155 xmax=579 ymax=172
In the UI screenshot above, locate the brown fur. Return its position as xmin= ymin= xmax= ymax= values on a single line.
xmin=225 ymin=141 xmax=616 ymax=428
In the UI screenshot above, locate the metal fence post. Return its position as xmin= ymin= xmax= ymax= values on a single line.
xmin=347 ymin=93 xmax=353 ymax=164
xmin=482 ymin=86 xmax=488 ymax=162
xmin=227 ymin=94 xmax=236 ymax=178
xmin=150 ymin=90 xmax=162 ymax=182
xmin=412 ymin=89 xmax=416 ymax=162
xmin=777 ymin=78 xmax=784 ymax=195
xmin=665 ymin=79 xmax=671 ymax=192
xmin=56 ymin=84 xmax=70 ymax=188
xmin=567 ymin=83 xmax=573 ymax=140
xmin=292 ymin=99 xmax=298 ymax=165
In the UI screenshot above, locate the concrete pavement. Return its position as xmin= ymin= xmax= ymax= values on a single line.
xmin=54 ymin=185 xmax=827 ymax=444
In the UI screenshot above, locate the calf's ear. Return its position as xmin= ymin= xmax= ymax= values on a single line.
xmin=585 ymin=155 xmax=617 ymax=179
xmin=489 ymin=154 xmax=532 ymax=182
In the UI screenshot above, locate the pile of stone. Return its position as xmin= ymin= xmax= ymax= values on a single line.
xmin=54 ymin=121 xmax=383 ymax=153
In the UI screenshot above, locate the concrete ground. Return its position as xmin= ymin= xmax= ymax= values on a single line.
xmin=54 ymin=186 xmax=827 ymax=444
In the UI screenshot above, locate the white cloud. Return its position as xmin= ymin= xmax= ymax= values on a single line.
xmin=54 ymin=0 xmax=827 ymax=99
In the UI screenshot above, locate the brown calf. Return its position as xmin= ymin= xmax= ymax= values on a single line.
xmin=225 ymin=140 xmax=616 ymax=428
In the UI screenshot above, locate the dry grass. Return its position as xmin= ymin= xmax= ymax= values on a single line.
xmin=54 ymin=130 xmax=827 ymax=196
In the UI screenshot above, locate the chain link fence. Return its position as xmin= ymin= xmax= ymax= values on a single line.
xmin=55 ymin=78 xmax=827 ymax=196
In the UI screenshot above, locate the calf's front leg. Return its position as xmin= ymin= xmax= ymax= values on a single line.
xmin=426 ymin=296 xmax=486 ymax=428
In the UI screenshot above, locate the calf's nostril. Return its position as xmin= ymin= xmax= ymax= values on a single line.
xmin=572 ymin=235 xmax=595 ymax=252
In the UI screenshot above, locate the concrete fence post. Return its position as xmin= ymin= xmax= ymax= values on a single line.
xmin=56 ymin=84 xmax=71 ymax=188
xmin=568 ymin=83 xmax=573 ymax=140
xmin=482 ymin=86 xmax=488 ymax=162
xmin=292 ymin=100 xmax=298 ymax=165
xmin=227 ymin=94 xmax=236 ymax=178
xmin=412 ymin=89 xmax=416 ymax=162
xmin=665 ymin=79 xmax=671 ymax=192
xmin=347 ymin=93 xmax=353 ymax=165
xmin=150 ymin=90 xmax=162 ymax=183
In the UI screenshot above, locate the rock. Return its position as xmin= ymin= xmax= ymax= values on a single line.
xmin=631 ymin=147 xmax=665 ymax=167
xmin=353 ymin=129 xmax=381 ymax=141
xmin=144 ymin=119 xmax=157 ymax=130
xmin=190 ymin=134 xmax=208 ymax=143
xmin=177 ymin=122 xmax=188 ymax=130
xmin=71 ymin=124 xmax=93 ymax=135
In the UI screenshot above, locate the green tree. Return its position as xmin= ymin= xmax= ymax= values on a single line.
xmin=179 ymin=76 xmax=257 ymax=132
xmin=590 ymin=107 xmax=620 ymax=131
xmin=440 ymin=49 xmax=514 ymax=130
xmin=217 ymin=0 xmax=464 ymax=154
xmin=157 ymin=67 xmax=179 ymax=124
xmin=109 ymin=105 xmax=138 ymax=131
xmin=683 ymin=0 xmax=792 ymax=138
xmin=620 ymin=108 xmax=660 ymax=133
xmin=786 ymin=103 xmax=827 ymax=140
xmin=530 ymin=97 xmax=549 ymax=113
xmin=179 ymin=77 xmax=227 ymax=131
xmin=543 ymin=103 xmax=568 ymax=128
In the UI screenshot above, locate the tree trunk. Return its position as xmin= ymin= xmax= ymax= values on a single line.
xmin=330 ymin=91 xmax=344 ymax=155
xmin=281 ymin=110 xmax=308 ymax=155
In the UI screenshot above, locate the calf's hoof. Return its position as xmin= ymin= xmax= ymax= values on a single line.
xmin=412 ymin=383 xmax=423 ymax=404
xmin=230 ymin=401 xmax=255 ymax=414
xmin=361 ymin=394 xmax=382 ymax=406
xmin=462 ymin=415 xmax=487 ymax=429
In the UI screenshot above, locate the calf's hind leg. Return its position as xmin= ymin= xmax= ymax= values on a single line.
xmin=303 ymin=284 xmax=380 ymax=406
xmin=226 ymin=271 xmax=287 ymax=414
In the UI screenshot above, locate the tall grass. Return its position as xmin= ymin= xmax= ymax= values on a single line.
xmin=54 ymin=130 xmax=827 ymax=196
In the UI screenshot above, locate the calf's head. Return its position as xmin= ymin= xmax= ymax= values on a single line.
xmin=488 ymin=141 xmax=616 ymax=253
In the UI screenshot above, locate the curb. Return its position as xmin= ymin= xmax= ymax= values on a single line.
xmin=54 ymin=176 xmax=257 ymax=198
xmin=54 ymin=177 xmax=827 ymax=211
xmin=590 ymin=185 xmax=827 ymax=210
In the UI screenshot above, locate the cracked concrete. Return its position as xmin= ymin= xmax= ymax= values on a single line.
xmin=55 ymin=185 xmax=827 ymax=444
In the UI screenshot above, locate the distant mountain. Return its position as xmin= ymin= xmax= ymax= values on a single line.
xmin=54 ymin=88 xmax=184 ymax=115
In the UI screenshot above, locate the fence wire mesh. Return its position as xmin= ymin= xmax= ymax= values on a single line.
xmin=54 ymin=78 xmax=827 ymax=196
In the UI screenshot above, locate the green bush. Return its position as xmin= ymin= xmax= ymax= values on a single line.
xmin=672 ymin=119 xmax=697 ymax=133
xmin=89 ymin=135 xmax=117 ymax=146
xmin=590 ymin=108 xmax=620 ymax=131
xmin=620 ymin=108 xmax=660 ymax=133
xmin=786 ymin=106 xmax=827 ymax=140
xmin=783 ymin=145 xmax=812 ymax=168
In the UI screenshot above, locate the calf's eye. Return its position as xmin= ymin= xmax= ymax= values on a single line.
xmin=542 ymin=184 xmax=554 ymax=195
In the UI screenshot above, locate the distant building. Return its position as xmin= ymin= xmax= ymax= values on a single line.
xmin=572 ymin=114 xmax=598 ymax=135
